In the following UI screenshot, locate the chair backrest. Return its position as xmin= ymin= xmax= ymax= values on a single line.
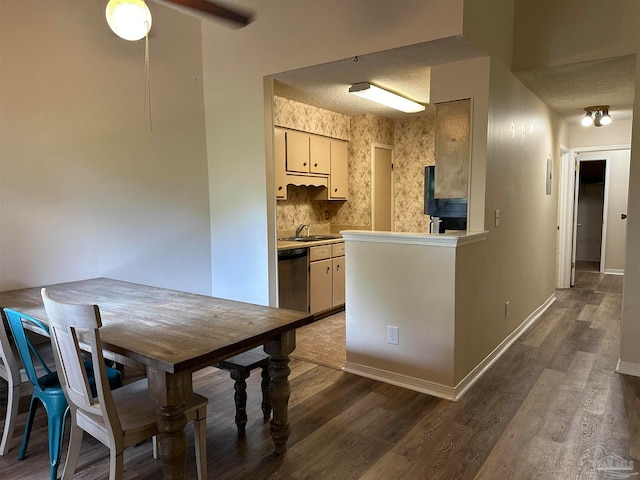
xmin=0 ymin=312 xmax=20 ymax=385
xmin=41 ymin=289 xmax=121 ymax=434
xmin=3 ymin=309 xmax=54 ymax=389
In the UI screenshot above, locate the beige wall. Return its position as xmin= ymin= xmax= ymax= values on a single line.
xmin=0 ymin=1 xmax=212 ymax=294
xmin=463 ymin=0 xmax=515 ymax=69
xmin=454 ymin=59 xmax=560 ymax=383
xmin=345 ymin=236 xmax=456 ymax=387
xmin=621 ymin=51 xmax=640 ymax=366
xmin=569 ymin=119 xmax=633 ymax=148
xmin=512 ymin=0 xmax=638 ymax=71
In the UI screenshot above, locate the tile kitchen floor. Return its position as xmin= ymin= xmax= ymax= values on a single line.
xmin=291 ymin=310 xmax=345 ymax=370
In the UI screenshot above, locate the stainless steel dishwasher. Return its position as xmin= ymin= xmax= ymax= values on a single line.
xmin=278 ymin=247 xmax=309 ymax=313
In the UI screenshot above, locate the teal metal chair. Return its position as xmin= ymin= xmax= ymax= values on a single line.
xmin=3 ymin=308 xmax=122 ymax=480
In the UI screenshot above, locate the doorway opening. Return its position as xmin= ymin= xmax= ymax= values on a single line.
xmin=372 ymin=144 xmax=394 ymax=231
xmin=558 ymin=146 xmax=630 ymax=289
xmin=572 ymin=159 xmax=606 ymax=282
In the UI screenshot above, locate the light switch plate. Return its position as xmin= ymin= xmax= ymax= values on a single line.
xmin=387 ymin=326 xmax=399 ymax=345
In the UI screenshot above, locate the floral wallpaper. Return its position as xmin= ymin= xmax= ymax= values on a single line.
xmin=393 ymin=111 xmax=436 ymax=233
xmin=273 ymin=96 xmax=349 ymax=140
xmin=274 ymin=96 xmax=437 ymax=235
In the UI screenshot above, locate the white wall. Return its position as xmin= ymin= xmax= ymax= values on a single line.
xmin=0 ymin=1 xmax=212 ymax=294
xmin=200 ymin=0 xmax=465 ymax=305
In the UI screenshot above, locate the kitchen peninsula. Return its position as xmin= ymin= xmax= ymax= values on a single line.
xmin=341 ymin=229 xmax=555 ymax=401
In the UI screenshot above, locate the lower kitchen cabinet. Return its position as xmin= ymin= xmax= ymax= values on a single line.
xmin=332 ymin=255 xmax=345 ymax=305
xmin=310 ymin=258 xmax=333 ymax=314
xmin=309 ymin=242 xmax=345 ymax=315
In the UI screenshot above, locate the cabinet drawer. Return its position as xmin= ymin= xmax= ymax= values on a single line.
xmin=309 ymin=245 xmax=331 ymax=262
xmin=331 ymin=242 xmax=345 ymax=257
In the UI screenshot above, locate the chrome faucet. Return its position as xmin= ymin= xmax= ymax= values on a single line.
xmin=295 ymin=224 xmax=310 ymax=238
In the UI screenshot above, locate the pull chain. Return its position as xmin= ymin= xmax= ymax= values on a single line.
xmin=144 ymin=26 xmax=152 ymax=130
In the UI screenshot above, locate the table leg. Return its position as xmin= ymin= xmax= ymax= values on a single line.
xmin=147 ymin=368 xmax=192 ymax=480
xmin=264 ymin=330 xmax=295 ymax=454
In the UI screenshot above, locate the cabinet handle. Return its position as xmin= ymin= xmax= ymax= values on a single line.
xmin=326 ymin=267 xmax=331 ymax=273
xmin=336 ymin=265 xmax=340 ymax=271
xmin=278 ymin=186 xmax=283 ymax=191
xmin=303 ymin=162 xmax=307 ymax=166
xmin=314 ymin=163 xmax=318 ymax=167
xmin=334 ymin=188 xmax=338 ymax=192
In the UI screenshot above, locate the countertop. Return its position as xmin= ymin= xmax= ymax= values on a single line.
xmin=277 ymin=236 xmax=344 ymax=250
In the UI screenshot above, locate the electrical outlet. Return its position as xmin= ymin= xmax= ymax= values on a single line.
xmin=505 ymin=301 xmax=510 ymax=318
xmin=387 ymin=326 xmax=399 ymax=345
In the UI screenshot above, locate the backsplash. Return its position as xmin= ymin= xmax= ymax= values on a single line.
xmin=274 ymin=96 xmax=436 ymax=236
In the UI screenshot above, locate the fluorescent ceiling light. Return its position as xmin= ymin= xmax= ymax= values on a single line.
xmin=349 ymin=82 xmax=425 ymax=113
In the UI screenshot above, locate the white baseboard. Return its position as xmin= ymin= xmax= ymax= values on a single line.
xmin=453 ymin=293 xmax=556 ymax=400
xmin=615 ymin=359 xmax=640 ymax=377
xmin=343 ymin=293 xmax=557 ymax=402
xmin=342 ymin=362 xmax=457 ymax=401
xmin=604 ymin=269 xmax=624 ymax=275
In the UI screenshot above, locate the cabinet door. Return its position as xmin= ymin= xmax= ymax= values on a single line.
xmin=285 ymin=130 xmax=310 ymax=173
xmin=274 ymin=128 xmax=287 ymax=199
xmin=330 ymin=140 xmax=348 ymax=199
xmin=332 ymin=256 xmax=345 ymax=306
xmin=310 ymin=259 xmax=333 ymax=314
xmin=309 ymin=135 xmax=330 ymax=174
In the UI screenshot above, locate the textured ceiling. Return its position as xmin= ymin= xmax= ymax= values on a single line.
xmin=271 ymin=37 xmax=635 ymax=125
xmin=272 ymin=36 xmax=486 ymax=120
xmin=514 ymin=54 xmax=636 ymax=124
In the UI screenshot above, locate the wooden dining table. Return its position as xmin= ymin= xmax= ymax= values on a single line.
xmin=0 ymin=277 xmax=315 ymax=480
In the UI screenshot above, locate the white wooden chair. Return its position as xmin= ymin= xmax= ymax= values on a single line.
xmin=0 ymin=312 xmax=56 ymax=455
xmin=41 ymin=288 xmax=208 ymax=480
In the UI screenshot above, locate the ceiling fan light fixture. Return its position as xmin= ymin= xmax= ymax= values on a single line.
xmin=581 ymin=111 xmax=593 ymax=126
xmin=106 ymin=0 xmax=152 ymax=41
xmin=349 ymin=82 xmax=425 ymax=113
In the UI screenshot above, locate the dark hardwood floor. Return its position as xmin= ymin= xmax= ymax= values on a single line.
xmin=1 ymin=271 xmax=638 ymax=479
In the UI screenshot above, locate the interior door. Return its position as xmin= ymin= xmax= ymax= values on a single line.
xmin=373 ymin=146 xmax=393 ymax=231
xmin=570 ymin=159 xmax=580 ymax=286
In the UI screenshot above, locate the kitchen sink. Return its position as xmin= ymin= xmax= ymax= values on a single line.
xmin=280 ymin=235 xmax=342 ymax=242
